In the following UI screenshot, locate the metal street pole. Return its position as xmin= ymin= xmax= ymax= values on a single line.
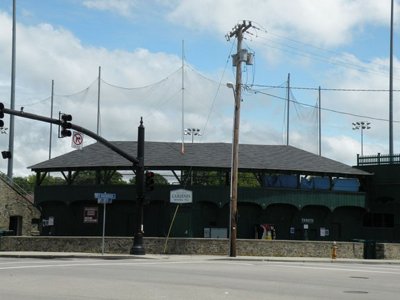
xmin=7 ymin=0 xmax=16 ymax=178
xmin=131 ymin=117 xmax=145 ymax=255
xmin=102 ymin=201 xmax=106 ymax=255
xmin=389 ymin=0 xmax=394 ymax=160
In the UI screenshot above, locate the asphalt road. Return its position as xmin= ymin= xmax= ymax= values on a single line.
xmin=0 ymin=256 xmax=399 ymax=299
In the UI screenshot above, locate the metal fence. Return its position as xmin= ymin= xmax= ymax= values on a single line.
xmin=357 ymin=153 xmax=400 ymax=166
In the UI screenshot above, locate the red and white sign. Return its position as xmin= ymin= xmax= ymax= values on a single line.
xmin=71 ymin=131 xmax=84 ymax=149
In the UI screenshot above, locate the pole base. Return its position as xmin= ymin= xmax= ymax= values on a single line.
xmin=130 ymin=234 xmax=146 ymax=255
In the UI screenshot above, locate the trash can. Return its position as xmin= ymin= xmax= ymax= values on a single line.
xmin=364 ymin=240 xmax=376 ymax=259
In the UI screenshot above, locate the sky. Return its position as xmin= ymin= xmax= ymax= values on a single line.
xmin=1 ymin=0 xmax=400 ymax=177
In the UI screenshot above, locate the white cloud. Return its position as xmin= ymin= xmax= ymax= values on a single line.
xmin=82 ymin=0 xmax=137 ymax=17
xmin=1 ymin=1 xmax=399 ymax=178
xmin=167 ymin=0 xmax=396 ymax=47
xmin=0 ymin=10 xmax=243 ymax=177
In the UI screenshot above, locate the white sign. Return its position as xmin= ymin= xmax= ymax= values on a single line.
xmin=320 ymin=227 xmax=326 ymax=237
xmin=71 ymin=131 xmax=84 ymax=150
xmin=301 ymin=218 xmax=314 ymax=224
xmin=170 ymin=189 xmax=193 ymax=204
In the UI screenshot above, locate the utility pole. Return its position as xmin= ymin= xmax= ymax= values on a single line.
xmin=226 ymin=20 xmax=252 ymax=257
xmin=389 ymin=0 xmax=394 ymax=161
xmin=286 ymin=73 xmax=290 ymax=146
xmin=318 ymin=86 xmax=322 ymax=156
xmin=97 ymin=66 xmax=101 ymax=136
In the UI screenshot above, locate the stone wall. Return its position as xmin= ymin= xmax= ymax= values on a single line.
xmin=0 ymin=236 xmax=367 ymax=258
xmin=380 ymin=243 xmax=400 ymax=259
xmin=0 ymin=178 xmax=40 ymax=235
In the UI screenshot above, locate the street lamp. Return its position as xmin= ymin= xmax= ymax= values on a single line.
xmin=352 ymin=121 xmax=371 ymax=156
xmin=184 ymin=128 xmax=201 ymax=143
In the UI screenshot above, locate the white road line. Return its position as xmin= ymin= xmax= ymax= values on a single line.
xmin=0 ymin=259 xmax=399 ymax=275
xmin=0 ymin=259 xmax=253 ymax=271
xmin=262 ymin=263 xmax=400 ymax=275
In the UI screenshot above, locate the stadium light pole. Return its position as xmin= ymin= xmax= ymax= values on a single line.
xmin=184 ymin=128 xmax=201 ymax=143
xmin=352 ymin=121 xmax=371 ymax=156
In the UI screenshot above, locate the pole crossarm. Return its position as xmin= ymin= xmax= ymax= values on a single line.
xmin=226 ymin=20 xmax=252 ymax=41
xmin=3 ymin=107 xmax=139 ymax=165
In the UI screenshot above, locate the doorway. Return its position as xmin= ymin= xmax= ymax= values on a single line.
xmin=9 ymin=216 xmax=22 ymax=236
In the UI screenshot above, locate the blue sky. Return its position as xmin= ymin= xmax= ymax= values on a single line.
xmin=0 ymin=0 xmax=400 ymax=177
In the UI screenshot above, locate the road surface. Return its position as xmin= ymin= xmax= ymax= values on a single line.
xmin=0 ymin=256 xmax=399 ymax=299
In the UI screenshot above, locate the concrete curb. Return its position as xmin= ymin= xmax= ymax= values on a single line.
xmin=0 ymin=252 xmax=152 ymax=260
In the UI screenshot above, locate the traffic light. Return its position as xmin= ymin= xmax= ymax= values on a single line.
xmin=0 ymin=102 xmax=4 ymax=128
xmin=145 ymin=171 xmax=155 ymax=191
xmin=59 ymin=113 xmax=72 ymax=138
xmin=1 ymin=151 xmax=11 ymax=159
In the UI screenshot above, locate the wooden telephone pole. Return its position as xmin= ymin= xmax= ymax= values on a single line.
xmin=226 ymin=20 xmax=253 ymax=257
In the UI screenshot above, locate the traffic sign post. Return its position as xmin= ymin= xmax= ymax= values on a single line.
xmin=94 ymin=193 xmax=116 ymax=255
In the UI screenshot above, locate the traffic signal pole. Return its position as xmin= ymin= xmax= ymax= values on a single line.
xmin=1 ymin=105 xmax=147 ymax=255
xmin=2 ymin=107 xmax=139 ymax=165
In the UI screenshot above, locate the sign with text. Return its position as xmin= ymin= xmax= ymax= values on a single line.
xmin=83 ymin=207 xmax=98 ymax=223
xmin=170 ymin=189 xmax=193 ymax=204
xmin=94 ymin=192 xmax=116 ymax=204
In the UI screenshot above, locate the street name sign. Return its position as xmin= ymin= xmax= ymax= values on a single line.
xmin=94 ymin=192 xmax=116 ymax=204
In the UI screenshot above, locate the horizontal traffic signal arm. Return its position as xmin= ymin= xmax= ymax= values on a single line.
xmin=1 ymin=106 xmax=139 ymax=166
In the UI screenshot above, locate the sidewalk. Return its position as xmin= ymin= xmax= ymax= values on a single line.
xmin=1 ymin=251 xmax=400 ymax=264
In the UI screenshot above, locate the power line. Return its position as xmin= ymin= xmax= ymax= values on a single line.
xmin=248 ymin=84 xmax=400 ymax=92
xmin=246 ymin=23 xmax=400 ymax=81
xmin=246 ymin=86 xmax=400 ymax=123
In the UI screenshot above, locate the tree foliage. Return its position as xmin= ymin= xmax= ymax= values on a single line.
xmin=181 ymin=170 xmax=260 ymax=187
xmin=129 ymin=173 xmax=169 ymax=185
xmin=73 ymin=170 xmax=127 ymax=185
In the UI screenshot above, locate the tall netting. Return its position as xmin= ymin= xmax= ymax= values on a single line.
xmin=1 ymin=64 xmax=396 ymax=173
xmin=242 ymin=83 xmax=319 ymax=154
xmin=287 ymin=89 xmax=319 ymax=154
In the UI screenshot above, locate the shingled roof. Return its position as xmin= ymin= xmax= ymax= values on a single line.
xmin=29 ymin=141 xmax=370 ymax=177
